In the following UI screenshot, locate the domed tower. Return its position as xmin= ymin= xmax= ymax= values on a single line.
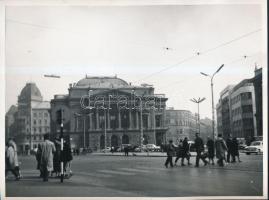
xmin=16 ymin=82 xmax=49 ymax=153
xmin=18 ymin=82 xmax=43 ymax=104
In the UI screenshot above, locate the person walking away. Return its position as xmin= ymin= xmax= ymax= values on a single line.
xmin=111 ymin=146 xmax=114 ymax=154
xmin=226 ymin=134 xmax=233 ymax=163
xmin=181 ymin=137 xmax=192 ymax=166
xmin=36 ymin=144 xmax=42 ymax=177
xmin=206 ymin=137 xmax=215 ymax=165
xmin=63 ymin=136 xmax=73 ymax=178
xmin=231 ymin=137 xmax=241 ymax=163
xmin=215 ymin=134 xmax=228 ymax=167
xmin=174 ymin=139 xmax=183 ymax=166
xmin=124 ymin=146 xmax=129 ymax=156
xmin=165 ymin=140 xmax=175 ymax=168
xmin=194 ymin=133 xmax=208 ymax=167
xmin=5 ymin=141 xmax=21 ymax=180
xmin=40 ymin=133 xmax=56 ymax=182
xmin=53 ymin=135 xmax=61 ymax=177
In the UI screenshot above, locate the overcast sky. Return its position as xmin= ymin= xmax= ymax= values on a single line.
xmin=5 ymin=3 xmax=266 ymax=118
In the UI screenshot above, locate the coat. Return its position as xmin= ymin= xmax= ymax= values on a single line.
xmin=215 ymin=138 xmax=228 ymax=159
xmin=6 ymin=146 xmax=19 ymax=169
xmin=166 ymin=144 xmax=175 ymax=157
xmin=40 ymin=140 xmax=56 ymax=171
xmin=206 ymin=139 xmax=215 ymax=158
xmin=194 ymin=137 xmax=204 ymax=153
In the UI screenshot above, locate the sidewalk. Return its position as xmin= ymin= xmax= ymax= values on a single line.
xmin=92 ymin=151 xmax=198 ymax=157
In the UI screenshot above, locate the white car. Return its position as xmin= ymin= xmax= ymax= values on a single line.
xmin=244 ymin=141 xmax=263 ymax=155
xmin=146 ymin=144 xmax=161 ymax=152
xmin=101 ymin=147 xmax=111 ymax=153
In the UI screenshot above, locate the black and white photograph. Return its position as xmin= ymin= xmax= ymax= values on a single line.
xmin=1 ymin=0 xmax=268 ymax=199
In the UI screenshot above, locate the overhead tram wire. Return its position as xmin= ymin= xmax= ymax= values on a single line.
xmin=137 ymin=28 xmax=262 ymax=82
xmin=159 ymin=52 xmax=262 ymax=91
xmin=7 ymin=18 xmax=262 ymax=83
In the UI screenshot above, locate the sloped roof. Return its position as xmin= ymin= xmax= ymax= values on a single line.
xmin=18 ymin=82 xmax=43 ymax=102
xmin=6 ymin=105 xmax=18 ymax=116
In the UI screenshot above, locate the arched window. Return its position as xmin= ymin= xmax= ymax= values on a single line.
xmin=122 ymin=135 xmax=129 ymax=144
xmin=111 ymin=135 xmax=118 ymax=147
xmin=100 ymin=135 xmax=105 ymax=149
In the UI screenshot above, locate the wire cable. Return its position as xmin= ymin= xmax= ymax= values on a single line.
xmin=138 ymin=29 xmax=262 ymax=82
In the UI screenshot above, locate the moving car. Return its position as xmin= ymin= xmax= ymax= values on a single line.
xmin=244 ymin=141 xmax=263 ymax=155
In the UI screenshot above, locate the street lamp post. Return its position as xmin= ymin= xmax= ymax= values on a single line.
xmin=132 ymin=89 xmax=144 ymax=148
xmin=190 ymin=97 xmax=206 ymax=134
xmin=200 ymin=64 xmax=224 ymax=141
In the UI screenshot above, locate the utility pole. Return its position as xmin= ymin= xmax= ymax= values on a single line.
xmin=201 ymin=64 xmax=224 ymax=141
xmin=190 ymin=97 xmax=206 ymax=134
xmin=56 ymin=109 xmax=64 ymax=183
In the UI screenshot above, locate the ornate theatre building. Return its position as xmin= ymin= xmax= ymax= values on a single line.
xmin=50 ymin=76 xmax=168 ymax=150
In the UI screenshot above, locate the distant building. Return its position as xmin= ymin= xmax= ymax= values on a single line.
xmin=230 ymin=79 xmax=257 ymax=142
xmin=165 ymin=108 xmax=213 ymax=143
xmin=200 ymin=117 xmax=214 ymax=141
xmin=252 ymin=67 xmax=262 ymax=137
xmin=5 ymin=105 xmax=18 ymax=140
xmin=50 ymin=76 xmax=168 ymax=150
xmin=216 ymin=85 xmax=234 ymax=139
xmin=165 ymin=109 xmax=197 ymax=143
xmin=5 ymin=83 xmax=50 ymax=153
xmin=217 ymin=68 xmax=262 ymax=143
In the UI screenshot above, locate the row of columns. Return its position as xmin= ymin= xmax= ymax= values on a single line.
xmin=74 ymin=109 xmax=164 ymax=131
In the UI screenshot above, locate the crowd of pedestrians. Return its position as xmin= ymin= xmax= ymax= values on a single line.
xmin=6 ymin=133 xmax=73 ymax=182
xmin=164 ymin=133 xmax=242 ymax=168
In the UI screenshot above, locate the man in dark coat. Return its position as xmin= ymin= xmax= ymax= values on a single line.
xmin=174 ymin=139 xmax=183 ymax=166
xmin=194 ymin=133 xmax=208 ymax=167
xmin=206 ymin=137 xmax=215 ymax=165
xmin=231 ymin=137 xmax=241 ymax=163
xmin=165 ymin=140 xmax=175 ymax=168
xmin=226 ymin=134 xmax=233 ymax=163
xmin=181 ymin=137 xmax=192 ymax=166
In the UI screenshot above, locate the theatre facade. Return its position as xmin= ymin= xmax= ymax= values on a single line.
xmin=50 ymin=76 xmax=168 ymax=150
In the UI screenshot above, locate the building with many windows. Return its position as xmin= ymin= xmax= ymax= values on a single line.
xmin=5 ymin=83 xmax=50 ymax=153
xmin=165 ymin=108 xmax=213 ymax=143
xmin=216 ymin=85 xmax=234 ymax=139
xmin=165 ymin=109 xmax=197 ymax=143
xmin=217 ymin=68 xmax=262 ymax=143
xmin=230 ymin=79 xmax=257 ymax=141
xmin=50 ymin=76 xmax=168 ymax=150
xmin=252 ymin=67 xmax=262 ymax=137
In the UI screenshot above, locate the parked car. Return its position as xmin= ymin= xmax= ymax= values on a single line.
xmin=146 ymin=144 xmax=161 ymax=152
xmin=121 ymin=144 xmax=132 ymax=152
xmin=244 ymin=141 xmax=263 ymax=155
xmin=188 ymin=141 xmax=196 ymax=152
xmin=101 ymin=147 xmax=111 ymax=153
xmin=238 ymin=144 xmax=247 ymax=150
